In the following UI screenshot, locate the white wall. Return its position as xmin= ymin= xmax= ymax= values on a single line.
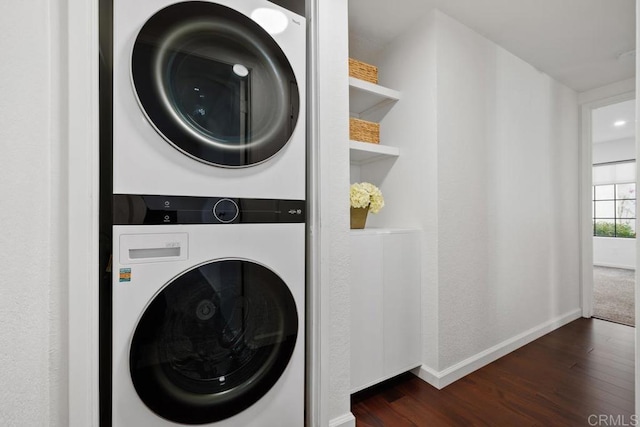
xmin=0 ymin=0 xmax=67 ymax=425
xmin=377 ymin=10 xmax=581 ymax=384
xmin=594 ymin=238 xmax=637 ymax=269
xmin=436 ymin=10 xmax=580 ymax=372
xmin=316 ymin=1 xmax=354 ymax=426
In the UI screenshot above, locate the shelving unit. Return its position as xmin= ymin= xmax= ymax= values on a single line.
xmin=348 ymin=77 xmax=401 ymax=164
xmin=348 ymin=66 xmax=422 ymax=395
xmin=348 ymin=73 xmax=401 ymax=229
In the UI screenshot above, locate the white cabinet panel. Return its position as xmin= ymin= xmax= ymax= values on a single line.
xmin=349 ymin=233 xmax=384 ymax=390
xmin=350 ymin=229 xmax=422 ymax=393
xmin=382 ymin=232 xmax=422 ymax=376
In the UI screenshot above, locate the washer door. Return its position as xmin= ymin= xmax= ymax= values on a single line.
xmin=132 ymin=1 xmax=300 ymax=167
xmin=129 ymin=259 xmax=298 ymax=424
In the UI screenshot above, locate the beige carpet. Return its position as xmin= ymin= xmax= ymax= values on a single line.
xmin=593 ymin=266 xmax=635 ymax=327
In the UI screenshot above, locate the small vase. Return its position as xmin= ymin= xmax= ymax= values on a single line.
xmin=350 ymin=206 xmax=369 ymax=229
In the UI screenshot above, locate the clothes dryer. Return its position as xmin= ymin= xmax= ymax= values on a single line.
xmin=112 ymin=0 xmax=306 ymax=199
xmin=111 ymin=195 xmax=305 ymax=426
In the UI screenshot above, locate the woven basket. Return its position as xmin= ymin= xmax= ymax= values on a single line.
xmin=349 ymin=117 xmax=380 ymax=144
xmin=349 ymin=58 xmax=378 ymax=84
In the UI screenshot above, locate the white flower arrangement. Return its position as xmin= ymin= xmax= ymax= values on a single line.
xmin=350 ymin=182 xmax=385 ymax=213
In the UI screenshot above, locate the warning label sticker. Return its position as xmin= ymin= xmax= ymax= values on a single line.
xmin=119 ymin=268 xmax=131 ymax=282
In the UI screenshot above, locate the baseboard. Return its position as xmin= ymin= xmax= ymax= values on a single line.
xmin=414 ymin=308 xmax=583 ymax=389
xmin=329 ymin=412 xmax=356 ymax=427
xmin=594 ymin=262 xmax=635 ymax=270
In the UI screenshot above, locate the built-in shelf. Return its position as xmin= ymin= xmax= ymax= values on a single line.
xmin=349 ymin=140 xmax=400 ymax=165
xmin=349 ymin=77 xmax=401 ymax=122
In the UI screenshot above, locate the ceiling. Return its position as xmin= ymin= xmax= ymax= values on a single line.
xmin=592 ymin=99 xmax=636 ymax=144
xmin=348 ymin=0 xmax=635 ymax=93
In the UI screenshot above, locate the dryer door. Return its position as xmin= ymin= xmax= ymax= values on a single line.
xmin=131 ymin=2 xmax=300 ymax=167
xmin=129 ymin=259 xmax=298 ymax=424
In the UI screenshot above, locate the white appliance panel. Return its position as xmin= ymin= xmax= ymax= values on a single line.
xmin=112 ymin=223 xmax=305 ymax=426
xmin=112 ymin=0 xmax=306 ymax=199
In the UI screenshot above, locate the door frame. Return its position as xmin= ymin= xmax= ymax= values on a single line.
xmin=68 ymin=0 xmax=100 ymax=424
xmin=579 ymin=90 xmax=635 ymax=319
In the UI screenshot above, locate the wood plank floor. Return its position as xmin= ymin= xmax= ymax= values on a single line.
xmin=351 ymin=318 xmax=635 ymax=426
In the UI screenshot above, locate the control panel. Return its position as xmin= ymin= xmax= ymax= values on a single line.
xmin=113 ymin=194 xmax=306 ymax=225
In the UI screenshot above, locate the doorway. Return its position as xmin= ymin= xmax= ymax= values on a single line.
xmin=587 ymin=96 xmax=636 ymax=326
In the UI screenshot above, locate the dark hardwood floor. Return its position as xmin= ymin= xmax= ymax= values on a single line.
xmin=352 ymin=318 xmax=635 ymax=426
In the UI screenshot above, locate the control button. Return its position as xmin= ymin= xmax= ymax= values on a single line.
xmin=213 ymin=198 xmax=239 ymax=223
xmin=146 ymin=210 xmax=177 ymax=224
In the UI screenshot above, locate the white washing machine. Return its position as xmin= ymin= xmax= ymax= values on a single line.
xmin=111 ymin=195 xmax=305 ymax=426
xmin=112 ymin=0 xmax=306 ymax=199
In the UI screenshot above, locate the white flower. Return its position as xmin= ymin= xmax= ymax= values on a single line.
xmin=350 ymin=182 xmax=385 ymax=213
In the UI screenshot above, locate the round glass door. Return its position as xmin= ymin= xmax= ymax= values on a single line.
xmin=129 ymin=259 xmax=298 ymax=424
xmin=132 ymin=2 xmax=300 ymax=167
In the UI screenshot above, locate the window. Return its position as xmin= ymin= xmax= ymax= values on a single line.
xmin=592 ymin=182 xmax=636 ymax=238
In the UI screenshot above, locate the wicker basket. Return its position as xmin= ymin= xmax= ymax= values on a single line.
xmin=349 ymin=58 xmax=378 ymax=84
xmin=349 ymin=117 xmax=380 ymax=144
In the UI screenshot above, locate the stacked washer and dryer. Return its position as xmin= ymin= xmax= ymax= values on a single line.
xmin=107 ymin=0 xmax=306 ymax=425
